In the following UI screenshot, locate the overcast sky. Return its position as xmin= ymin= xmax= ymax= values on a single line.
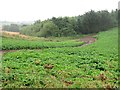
xmin=0 ymin=0 xmax=119 ymax=22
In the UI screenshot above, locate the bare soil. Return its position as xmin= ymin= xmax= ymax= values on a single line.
xmin=2 ymin=31 xmax=31 ymax=39
xmin=0 ymin=50 xmax=17 ymax=55
xmin=1 ymin=33 xmax=97 ymax=54
xmin=80 ymin=35 xmax=97 ymax=46
xmin=2 ymin=31 xmax=20 ymax=35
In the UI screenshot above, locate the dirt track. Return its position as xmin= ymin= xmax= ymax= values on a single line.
xmin=80 ymin=35 xmax=96 ymax=46
xmin=1 ymin=33 xmax=97 ymax=54
xmin=80 ymin=36 xmax=96 ymax=44
xmin=0 ymin=50 xmax=16 ymax=55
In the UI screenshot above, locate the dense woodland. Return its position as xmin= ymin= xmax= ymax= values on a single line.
xmin=3 ymin=10 xmax=118 ymax=37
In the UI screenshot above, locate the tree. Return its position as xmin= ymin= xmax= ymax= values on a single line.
xmin=39 ymin=21 xmax=59 ymax=37
xmin=81 ymin=10 xmax=101 ymax=34
xmin=20 ymin=9 xmax=117 ymax=37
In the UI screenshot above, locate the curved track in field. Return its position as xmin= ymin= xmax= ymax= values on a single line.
xmin=1 ymin=34 xmax=97 ymax=55
xmin=80 ymin=35 xmax=97 ymax=46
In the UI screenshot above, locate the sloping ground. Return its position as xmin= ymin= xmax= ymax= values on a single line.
xmin=80 ymin=35 xmax=96 ymax=44
xmin=2 ymin=31 xmax=20 ymax=35
xmin=80 ymin=35 xmax=96 ymax=46
xmin=2 ymin=31 xmax=35 ymax=40
xmin=1 ymin=34 xmax=96 ymax=54
xmin=1 ymin=28 xmax=118 ymax=88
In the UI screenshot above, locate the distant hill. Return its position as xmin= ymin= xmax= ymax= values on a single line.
xmin=0 ymin=21 xmax=34 ymax=31
xmin=0 ymin=21 xmax=34 ymax=28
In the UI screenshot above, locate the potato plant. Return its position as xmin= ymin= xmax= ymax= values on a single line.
xmin=2 ymin=38 xmax=84 ymax=50
xmin=1 ymin=28 xmax=119 ymax=88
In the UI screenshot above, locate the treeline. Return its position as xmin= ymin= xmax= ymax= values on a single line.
xmin=20 ymin=9 xmax=118 ymax=37
xmin=2 ymin=24 xmax=20 ymax=32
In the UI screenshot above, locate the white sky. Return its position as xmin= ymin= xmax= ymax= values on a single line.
xmin=0 ymin=0 xmax=119 ymax=22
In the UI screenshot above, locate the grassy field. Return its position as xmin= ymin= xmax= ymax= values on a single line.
xmin=1 ymin=32 xmax=85 ymax=50
xmin=2 ymin=37 xmax=84 ymax=50
xmin=1 ymin=28 xmax=118 ymax=88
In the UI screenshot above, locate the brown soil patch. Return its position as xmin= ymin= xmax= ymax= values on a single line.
xmin=80 ymin=35 xmax=97 ymax=46
xmin=64 ymin=81 xmax=73 ymax=86
xmin=44 ymin=64 xmax=54 ymax=69
xmin=0 ymin=50 xmax=17 ymax=55
xmin=0 ymin=49 xmax=42 ymax=55
xmin=2 ymin=31 xmax=31 ymax=39
xmin=2 ymin=31 xmax=20 ymax=35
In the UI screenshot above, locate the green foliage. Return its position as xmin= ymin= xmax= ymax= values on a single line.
xmin=51 ymin=17 xmax=77 ymax=36
xmin=76 ymin=10 xmax=117 ymax=34
xmin=39 ymin=21 xmax=59 ymax=37
xmin=2 ymin=37 xmax=84 ymax=50
xmin=1 ymin=28 xmax=118 ymax=88
xmin=20 ymin=10 xmax=118 ymax=37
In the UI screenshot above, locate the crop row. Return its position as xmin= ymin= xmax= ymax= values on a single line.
xmin=1 ymin=28 xmax=119 ymax=88
xmin=2 ymin=38 xmax=84 ymax=50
